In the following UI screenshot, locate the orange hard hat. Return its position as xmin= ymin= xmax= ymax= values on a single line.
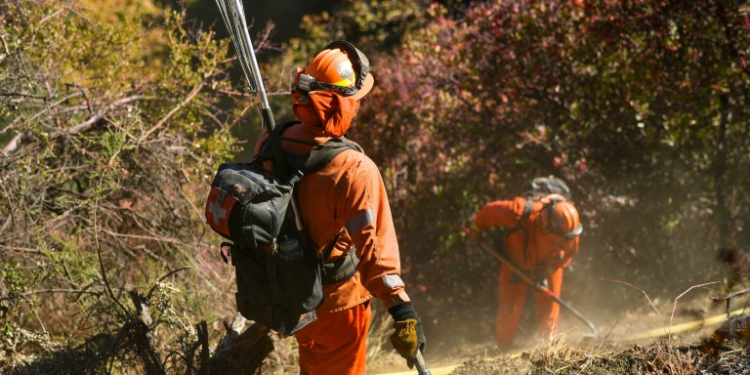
xmin=297 ymin=41 xmax=375 ymax=100
xmin=541 ymin=198 xmax=583 ymax=240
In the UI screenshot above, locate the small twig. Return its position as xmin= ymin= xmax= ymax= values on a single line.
xmin=66 ymin=83 xmax=95 ymax=114
xmin=0 ymin=176 xmax=16 ymax=227
xmin=146 ymin=267 xmax=190 ymax=300
xmin=21 ymin=295 xmax=48 ymax=334
xmin=103 ymin=116 xmax=138 ymax=141
xmin=34 ymin=7 xmax=66 ymax=32
xmin=178 ymin=167 xmax=207 ymax=237
xmin=94 ymin=169 xmax=130 ymax=319
xmin=599 ymin=277 xmax=664 ymax=331
xmin=669 ymin=281 xmax=720 ymax=344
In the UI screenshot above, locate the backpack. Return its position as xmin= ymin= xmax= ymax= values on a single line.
xmin=513 ymin=177 xmax=572 ymax=226
xmin=204 ymin=121 xmax=361 ymax=336
xmin=523 ymin=177 xmax=571 ymax=201
xmin=503 ymin=177 xmax=573 ymax=261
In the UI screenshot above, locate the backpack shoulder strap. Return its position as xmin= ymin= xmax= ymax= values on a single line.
xmin=508 ymin=197 xmax=535 ymax=231
xmin=289 ymin=137 xmax=362 ymax=175
xmin=256 ymin=121 xmax=302 ymax=161
xmin=256 ymin=121 xmax=362 ymax=176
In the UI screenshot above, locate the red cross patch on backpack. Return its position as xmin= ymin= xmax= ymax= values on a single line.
xmin=205 ymin=187 xmax=238 ymax=238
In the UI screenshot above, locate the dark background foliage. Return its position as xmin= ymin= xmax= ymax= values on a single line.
xmin=2 ymin=0 xmax=749 ymax=372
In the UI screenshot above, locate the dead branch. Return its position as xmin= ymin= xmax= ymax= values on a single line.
xmin=139 ymin=84 xmax=203 ymax=143
xmin=197 ymin=317 xmax=273 ymax=375
xmin=669 ymin=281 xmax=721 ymax=344
xmin=51 ymin=95 xmax=144 ymax=139
xmin=710 ymin=287 xmax=750 ymax=302
xmin=197 ymin=321 xmax=211 ymax=375
xmin=710 ymin=286 xmax=750 ymax=319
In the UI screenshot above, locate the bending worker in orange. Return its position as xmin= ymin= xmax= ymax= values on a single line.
xmin=468 ymin=193 xmax=582 ymax=348
xmin=255 ymin=41 xmax=425 ymax=374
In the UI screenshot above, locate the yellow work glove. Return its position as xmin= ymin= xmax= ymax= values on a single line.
xmin=388 ymin=302 xmax=426 ymax=369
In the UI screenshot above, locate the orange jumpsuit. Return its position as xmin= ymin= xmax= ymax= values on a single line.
xmin=473 ymin=197 xmax=579 ymax=347
xmin=255 ymin=123 xmax=408 ymax=375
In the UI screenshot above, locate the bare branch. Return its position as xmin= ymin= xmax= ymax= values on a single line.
xmin=2 ymin=92 xmax=83 ymax=134
xmin=51 ymin=95 xmax=144 ymax=140
xmin=138 ymin=84 xmax=202 ymax=143
xmin=599 ymin=277 xmax=664 ymax=338
xmin=668 ymin=281 xmax=720 ymax=344
xmin=709 ymin=286 xmax=750 ymax=302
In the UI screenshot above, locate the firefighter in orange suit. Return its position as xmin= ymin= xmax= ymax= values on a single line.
xmin=468 ymin=194 xmax=582 ymax=348
xmin=254 ymin=41 xmax=425 ymax=375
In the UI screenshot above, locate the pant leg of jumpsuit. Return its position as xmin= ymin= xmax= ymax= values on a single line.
xmin=496 ymin=264 xmax=564 ymax=346
xmin=533 ymin=267 xmax=563 ymax=339
xmin=295 ymin=302 xmax=372 ymax=375
xmin=496 ymin=262 xmax=529 ymax=347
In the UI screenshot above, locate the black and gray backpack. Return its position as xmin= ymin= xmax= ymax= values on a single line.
xmin=205 ymin=121 xmax=361 ymax=336
xmin=511 ymin=176 xmax=573 ymax=228
xmin=523 ymin=177 xmax=572 ymax=201
xmin=496 ymin=177 xmax=575 ymax=258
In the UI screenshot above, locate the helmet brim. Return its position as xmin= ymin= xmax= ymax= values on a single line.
xmin=558 ymin=223 xmax=583 ymax=241
xmin=348 ymin=73 xmax=374 ymax=101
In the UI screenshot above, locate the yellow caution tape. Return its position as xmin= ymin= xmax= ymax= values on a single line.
xmin=373 ymin=309 xmax=746 ymax=375
xmin=625 ymin=308 xmax=745 ymax=341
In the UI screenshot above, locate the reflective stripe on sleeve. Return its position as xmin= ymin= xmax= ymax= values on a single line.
xmin=382 ymin=274 xmax=405 ymax=290
xmin=345 ymin=208 xmax=374 ymax=234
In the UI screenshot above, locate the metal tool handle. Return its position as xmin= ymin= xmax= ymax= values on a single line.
xmin=475 ymin=240 xmax=597 ymax=335
xmin=215 ymin=0 xmax=298 ymax=185
xmin=414 ymin=350 xmax=431 ymax=375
